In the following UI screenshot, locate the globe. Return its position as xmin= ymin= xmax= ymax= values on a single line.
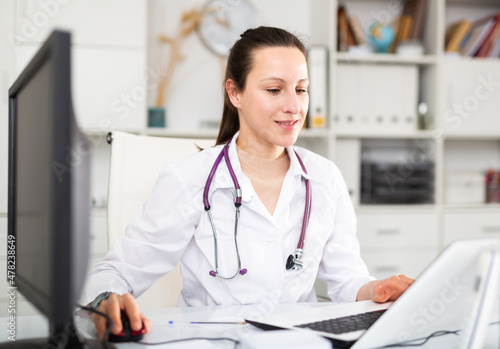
xmin=368 ymin=23 xmax=395 ymax=53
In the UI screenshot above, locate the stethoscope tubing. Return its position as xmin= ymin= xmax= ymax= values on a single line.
xmin=204 ymin=138 xmax=311 ymax=278
xmin=295 ymin=151 xmax=311 ymax=250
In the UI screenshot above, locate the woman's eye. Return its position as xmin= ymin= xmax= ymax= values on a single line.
xmin=297 ymin=88 xmax=308 ymax=94
xmin=267 ymin=89 xmax=280 ymax=94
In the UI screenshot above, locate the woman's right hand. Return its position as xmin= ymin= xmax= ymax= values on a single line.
xmin=92 ymin=293 xmax=152 ymax=341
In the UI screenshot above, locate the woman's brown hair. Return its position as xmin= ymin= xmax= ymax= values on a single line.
xmin=215 ymin=26 xmax=307 ymax=145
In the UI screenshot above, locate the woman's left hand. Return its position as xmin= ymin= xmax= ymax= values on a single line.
xmin=357 ymin=275 xmax=415 ymax=302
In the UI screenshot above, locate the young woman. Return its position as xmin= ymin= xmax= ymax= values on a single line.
xmin=84 ymin=26 xmax=414 ymax=339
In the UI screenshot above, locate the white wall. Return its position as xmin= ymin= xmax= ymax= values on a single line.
xmin=147 ymin=0 xmax=328 ymax=130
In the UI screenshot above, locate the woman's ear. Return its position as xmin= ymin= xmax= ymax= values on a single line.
xmin=226 ymin=79 xmax=241 ymax=109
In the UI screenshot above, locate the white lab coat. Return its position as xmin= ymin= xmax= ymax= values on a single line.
xmin=83 ymin=134 xmax=374 ymax=306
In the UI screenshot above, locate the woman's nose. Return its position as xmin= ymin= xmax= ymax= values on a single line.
xmin=283 ymin=91 xmax=301 ymax=115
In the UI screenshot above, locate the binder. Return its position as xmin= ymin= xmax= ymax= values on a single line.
xmin=335 ymin=63 xmax=418 ymax=133
xmin=307 ymin=46 xmax=328 ymax=129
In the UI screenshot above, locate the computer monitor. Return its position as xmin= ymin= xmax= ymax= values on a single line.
xmin=8 ymin=30 xmax=94 ymax=348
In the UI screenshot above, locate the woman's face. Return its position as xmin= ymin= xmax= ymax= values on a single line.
xmin=227 ymin=46 xmax=309 ymax=158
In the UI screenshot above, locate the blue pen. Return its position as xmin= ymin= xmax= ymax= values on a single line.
xmin=168 ymin=321 xmax=247 ymax=325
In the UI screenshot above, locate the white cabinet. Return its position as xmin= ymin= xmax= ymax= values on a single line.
xmin=357 ymin=211 xmax=439 ymax=249
xmin=356 ymin=209 xmax=439 ymax=279
xmin=361 ymin=249 xmax=438 ymax=280
xmin=443 ymin=209 xmax=500 ymax=246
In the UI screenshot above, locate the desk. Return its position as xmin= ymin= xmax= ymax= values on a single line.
xmin=1 ymin=303 xmax=499 ymax=348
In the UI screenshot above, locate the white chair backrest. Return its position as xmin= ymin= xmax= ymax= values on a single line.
xmin=107 ymin=131 xmax=214 ymax=308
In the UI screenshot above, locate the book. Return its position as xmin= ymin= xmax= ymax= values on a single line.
xmin=445 ymin=20 xmax=472 ymax=52
xmin=348 ymin=16 xmax=366 ymax=46
xmin=391 ymin=0 xmax=427 ymax=53
xmin=391 ymin=15 xmax=413 ymax=53
xmin=488 ymin=31 xmax=500 ymax=57
xmin=337 ymin=5 xmax=357 ymax=52
xmin=403 ymin=0 xmax=427 ymax=40
xmin=475 ymin=14 xmax=500 ymax=57
xmin=461 ymin=14 xmax=498 ymax=57
xmin=337 ymin=5 xmax=349 ymax=52
xmin=483 ymin=20 xmax=500 ymax=57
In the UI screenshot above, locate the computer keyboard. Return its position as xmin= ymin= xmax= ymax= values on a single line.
xmin=295 ymin=309 xmax=387 ymax=335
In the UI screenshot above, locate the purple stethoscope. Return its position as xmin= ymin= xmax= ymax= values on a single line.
xmin=203 ymin=139 xmax=312 ymax=279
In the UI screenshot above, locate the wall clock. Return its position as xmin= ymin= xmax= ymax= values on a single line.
xmin=198 ymin=0 xmax=257 ymax=56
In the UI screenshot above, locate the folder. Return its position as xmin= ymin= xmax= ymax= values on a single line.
xmin=307 ymin=46 xmax=329 ymax=129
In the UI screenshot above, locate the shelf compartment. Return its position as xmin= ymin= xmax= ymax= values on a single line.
xmin=439 ymin=60 xmax=500 ymax=136
xmin=443 ymin=139 xmax=500 ymax=205
xmin=360 ymin=138 xmax=436 ymax=205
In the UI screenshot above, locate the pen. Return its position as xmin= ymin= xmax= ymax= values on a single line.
xmin=168 ymin=321 xmax=247 ymax=325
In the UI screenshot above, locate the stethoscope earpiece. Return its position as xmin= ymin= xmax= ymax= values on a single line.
xmin=209 ymin=268 xmax=248 ymax=278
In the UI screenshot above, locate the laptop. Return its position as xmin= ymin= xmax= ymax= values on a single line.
xmin=246 ymin=237 xmax=500 ymax=349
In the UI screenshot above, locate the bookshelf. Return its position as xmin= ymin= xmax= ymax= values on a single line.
xmin=328 ymin=0 xmax=500 ymax=283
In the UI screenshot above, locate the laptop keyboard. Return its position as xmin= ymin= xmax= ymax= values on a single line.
xmin=295 ymin=309 xmax=387 ymax=335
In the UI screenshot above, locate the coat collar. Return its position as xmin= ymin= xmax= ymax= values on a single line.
xmin=212 ymin=131 xmax=310 ymax=190
xmin=209 ymin=132 xmax=311 ymax=221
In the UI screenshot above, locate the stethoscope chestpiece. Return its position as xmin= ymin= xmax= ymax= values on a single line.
xmin=286 ymin=255 xmax=295 ymax=270
xmin=286 ymin=249 xmax=304 ymax=271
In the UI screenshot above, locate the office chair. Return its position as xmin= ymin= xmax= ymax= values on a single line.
xmin=106 ymin=131 xmax=214 ymax=308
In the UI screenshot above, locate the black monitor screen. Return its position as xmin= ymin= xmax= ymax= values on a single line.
xmin=8 ymin=30 xmax=93 ymax=348
xmin=15 ymin=59 xmax=54 ymax=312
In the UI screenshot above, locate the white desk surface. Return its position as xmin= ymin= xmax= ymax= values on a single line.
xmin=2 ymin=302 xmax=499 ymax=348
